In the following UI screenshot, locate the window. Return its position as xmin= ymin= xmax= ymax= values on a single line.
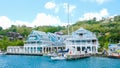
xmin=87 ymin=47 xmax=91 ymax=51
xmin=82 ymin=47 xmax=85 ymax=51
xmin=77 ymin=47 xmax=80 ymax=51
xmin=87 ymin=40 xmax=91 ymax=43
xmin=92 ymin=40 xmax=96 ymax=44
xmin=31 ymin=47 xmax=33 ymax=50
xmin=37 ymin=41 xmax=41 ymax=44
xmin=79 ymin=33 xmax=83 ymax=37
xmin=34 ymin=47 xmax=36 ymax=50
xmin=82 ymin=40 xmax=86 ymax=44
xmin=37 ymin=47 xmax=42 ymax=51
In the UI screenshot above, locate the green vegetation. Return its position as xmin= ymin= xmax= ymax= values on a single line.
xmin=0 ymin=15 xmax=120 ymax=51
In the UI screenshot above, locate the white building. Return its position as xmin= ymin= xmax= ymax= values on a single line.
xmin=65 ymin=27 xmax=99 ymax=55
xmin=7 ymin=28 xmax=99 ymax=56
xmin=108 ymin=43 xmax=120 ymax=53
xmin=7 ymin=30 xmax=65 ymax=55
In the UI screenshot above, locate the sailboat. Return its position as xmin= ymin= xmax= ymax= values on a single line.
xmin=0 ymin=50 xmax=6 ymax=55
xmin=51 ymin=4 xmax=70 ymax=60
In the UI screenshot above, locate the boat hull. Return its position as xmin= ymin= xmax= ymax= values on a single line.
xmin=108 ymin=55 xmax=120 ymax=59
xmin=51 ymin=56 xmax=66 ymax=60
xmin=108 ymin=53 xmax=120 ymax=59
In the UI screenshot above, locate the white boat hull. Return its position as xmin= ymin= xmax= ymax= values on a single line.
xmin=51 ymin=56 xmax=66 ymax=60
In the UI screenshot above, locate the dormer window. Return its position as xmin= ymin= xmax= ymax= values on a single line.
xmin=79 ymin=33 xmax=83 ymax=37
xmin=87 ymin=40 xmax=91 ymax=43
xmin=92 ymin=39 xmax=97 ymax=44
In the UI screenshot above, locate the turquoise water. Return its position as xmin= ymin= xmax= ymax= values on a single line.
xmin=0 ymin=55 xmax=120 ymax=68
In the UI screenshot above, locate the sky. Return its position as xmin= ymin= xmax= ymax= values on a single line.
xmin=0 ymin=0 xmax=120 ymax=29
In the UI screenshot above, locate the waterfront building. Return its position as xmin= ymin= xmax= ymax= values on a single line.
xmin=108 ymin=43 xmax=120 ymax=58
xmin=108 ymin=43 xmax=120 ymax=53
xmin=65 ymin=27 xmax=99 ymax=56
xmin=7 ymin=27 xmax=99 ymax=57
xmin=7 ymin=30 xmax=65 ymax=55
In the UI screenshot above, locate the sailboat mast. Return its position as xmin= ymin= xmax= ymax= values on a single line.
xmin=67 ymin=4 xmax=70 ymax=35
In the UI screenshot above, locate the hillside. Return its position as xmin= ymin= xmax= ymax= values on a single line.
xmin=0 ymin=15 xmax=120 ymax=51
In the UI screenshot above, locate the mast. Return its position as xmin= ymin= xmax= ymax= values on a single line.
xmin=67 ymin=3 xmax=70 ymax=46
xmin=67 ymin=4 xmax=70 ymax=35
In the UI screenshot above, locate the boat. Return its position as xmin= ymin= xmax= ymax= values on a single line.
xmin=108 ymin=43 xmax=120 ymax=58
xmin=0 ymin=50 xmax=3 ymax=55
xmin=51 ymin=53 xmax=66 ymax=60
xmin=108 ymin=53 xmax=120 ymax=58
xmin=51 ymin=56 xmax=66 ymax=60
xmin=47 ymin=52 xmax=58 ymax=57
xmin=0 ymin=50 xmax=6 ymax=55
xmin=0 ymin=52 xmax=3 ymax=55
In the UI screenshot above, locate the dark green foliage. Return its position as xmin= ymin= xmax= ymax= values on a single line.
xmin=0 ymin=27 xmax=2 ymax=31
xmin=114 ymin=15 xmax=120 ymax=22
xmin=34 ymin=26 xmax=65 ymax=33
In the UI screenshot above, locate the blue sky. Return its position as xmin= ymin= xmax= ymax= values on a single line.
xmin=0 ymin=0 xmax=120 ymax=29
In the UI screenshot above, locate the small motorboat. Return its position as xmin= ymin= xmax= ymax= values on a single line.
xmin=51 ymin=53 xmax=66 ymax=60
xmin=108 ymin=53 xmax=120 ymax=58
xmin=0 ymin=52 xmax=3 ymax=55
xmin=108 ymin=49 xmax=120 ymax=59
xmin=0 ymin=52 xmax=6 ymax=55
xmin=51 ymin=56 xmax=66 ymax=60
xmin=0 ymin=50 xmax=4 ymax=55
xmin=47 ymin=53 xmax=58 ymax=57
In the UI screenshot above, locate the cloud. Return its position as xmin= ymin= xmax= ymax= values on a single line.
xmin=44 ymin=2 xmax=56 ymax=9
xmin=0 ymin=16 xmax=13 ymax=29
xmin=79 ymin=8 xmax=109 ymax=21
xmin=44 ymin=1 xmax=60 ymax=13
xmin=81 ymin=0 xmax=110 ymax=4
xmin=44 ymin=2 xmax=76 ymax=14
xmin=32 ymin=13 xmax=62 ymax=26
xmin=63 ymin=3 xmax=76 ymax=13
xmin=0 ymin=13 xmax=66 ymax=29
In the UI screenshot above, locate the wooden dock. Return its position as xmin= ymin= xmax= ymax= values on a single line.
xmin=91 ymin=52 xmax=108 ymax=57
xmin=66 ymin=54 xmax=91 ymax=60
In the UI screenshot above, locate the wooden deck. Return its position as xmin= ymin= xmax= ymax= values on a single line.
xmin=66 ymin=54 xmax=91 ymax=60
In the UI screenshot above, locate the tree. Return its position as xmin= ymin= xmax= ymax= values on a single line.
xmin=114 ymin=15 xmax=120 ymax=22
xmin=9 ymin=25 xmax=17 ymax=32
xmin=0 ymin=27 xmax=3 ymax=31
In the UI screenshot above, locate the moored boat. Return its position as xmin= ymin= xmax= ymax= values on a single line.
xmin=51 ymin=56 xmax=66 ymax=60
xmin=108 ymin=53 xmax=120 ymax=58
xmin=108 ymin=43 xmax=120 ymax=58
xmin=47 ymin=52 xmax=58 ymax=57
xmin=0 ymin=51 xmax=6 ymax=55
xmin=51 ymin=53 xmax=66 ymax=60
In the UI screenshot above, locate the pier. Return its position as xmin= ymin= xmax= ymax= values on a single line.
xmin=66 ymin=54 xmax=91 ymax=60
